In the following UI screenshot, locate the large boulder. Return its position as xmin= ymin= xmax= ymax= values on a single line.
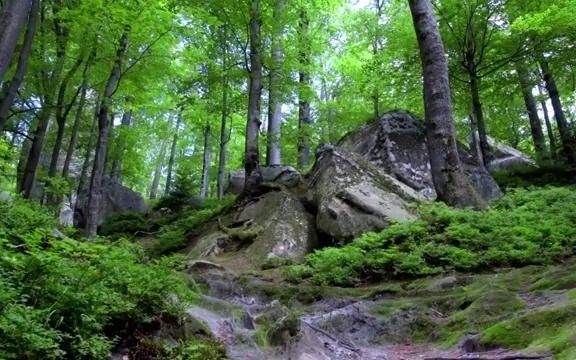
xmin=225 ymin=166 xmax=303 ymax=195
xmin=338 ymin=111 xmax=502 ymax=202
xmin=75 ymin=177 xmax=148 ymax=228
xmin=188 ymin=188 xmax=317 ymax=269
xmin=309 ymin=145 xmax=422 ymax=245
xmin=488 ymin=138 xmax=536 ymax=171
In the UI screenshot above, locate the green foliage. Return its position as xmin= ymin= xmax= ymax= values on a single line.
xmin=0 ymin=139 xmax=16 ymax=192
xmin=166 ymin=338 xmax=227 ymax=360
xmin=0 ymin=198 xmax=197 ymax=360
xmin=295 ymin=187 xmax=576 ymax=286
xmin=99 ymin=211 xmax=151 ymax=237
xmin=151 ymin=195 xmax=235 ymax=256
xmin=493 ymin=165 xmax=576 ymax=189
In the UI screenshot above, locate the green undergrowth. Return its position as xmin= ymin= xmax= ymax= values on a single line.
xmin=493 ymin=165 xmax=576 ymax=189
xmin=151 ymin=195 xmax=235 ymax=256
xmin=0 ymin=197 xmax=222 ymax=360
xmin=288 ymin=186 xmax=576 ymax=286
xmin=367 ymin=262 xmax=576 ymax=357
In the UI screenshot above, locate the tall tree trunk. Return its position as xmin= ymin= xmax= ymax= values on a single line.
xmin=110 ymin=109 xmax=133 ymax=183
xmin=539 ymin=60 xmax=576 ymax=164
xmin=19 ymin=107 xmax=51 ymax=198
xmin=85 ymin=27 xmax=129 ymax=237
xmin=48 ymin=57 xmax=83 ymax=178
xmin=408 ymin=0 xmax=485 ymax=209
xmin=244 ymin=0 xmax=263 ymax=192
xmin=538 ymin=85 xmax=557 ymax=160
xmin=217 ymin=29 xmax=229 ymax=199
xmin=200 ymin=123 xmax=212 ymax=200
xmin=266 ymin=0 xmax=285 ymax=167
xmin=20 ymin=2 xmax=69 ymax=198
xmin=165 ymin=110 xmax=181 ymax=194
xmin=517 ymin=64 xmax=547 ymax=161
xmin=469 ymin=73 xmax=491 ymax=167
xmin=372 ymin=0 xmax=383 ymax=118
xmin=63 ymin=47 xmax=96 ymax=179
xmin=149 ymin=140 xmax=167 ymax=200
xmin=0 ymin=0 xmax=32 ymax=83
xmin=76 ymin=116 xmax=97 ymax=201
xmin=297 ymin=9 xmax=311 ymax=169
xmin=0 ymin=0 xmax=38 ymax=132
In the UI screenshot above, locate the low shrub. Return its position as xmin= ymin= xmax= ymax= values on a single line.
xmin=293 ymin=187 xmax=576 ymax=286
xmin=150 ymin=196 xmax=235 ymax=256
xmin=0 ymin=198 xmax=199 ymax=359
xmin=99 ymin=211 xmax=151 ymax=237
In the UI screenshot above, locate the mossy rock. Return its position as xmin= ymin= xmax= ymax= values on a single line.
xmin=481 ymin=303 xmax=576 ymax=358
xmin=529 ymin=268 xmax=576 ymax=291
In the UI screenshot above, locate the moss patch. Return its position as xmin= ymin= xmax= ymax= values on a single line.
xmin=481 ymin=304 xmax=576 ymax=358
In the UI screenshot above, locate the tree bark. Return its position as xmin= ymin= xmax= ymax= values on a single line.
xmin=149 ymin=139 xmax=167 ymax=200
xmin=76 ymin=115 xmax=97 ymax=201
xmin=217 ymin=29 xmax=229 ymax=199
xmin=0 ymin=0 xmax=32 ymax=83
xmin=85 ymin=27 xmax=129 ymax=237
xmin=165 ymin=110 xmax=181 ymax=194
xmin=0 ymin=0 xmax=38 ymax=132
xmin=538 ymin=85 xmax=557 ymax=160
xmin=244 ymin=0 xmax=263 ymax=192
xmin=297 ymin=9 xmax=311 ymax=169
xmin=516 ymin=64 xmax=547 ymax=161
xmin=63 ymin=47 xmax=96 ymax=179
xmin=469 ymin=73 xmax=491 ymax=167
xmin=266 ymin=0 xmax=286 ymax=167
xmin=200 ymin=123 xmax=212 ymax=200
xmin=19 ymin=1 xmax=69 ymax=198
xmin=48 ymin=57 xmax=83 ymax=178
xmin=110 ymin=108 xmax=133 ymax=183
xmin=539 ymin=60 xmax=576 ymax=164
xmin=408 ymin=0 xmax=485 ymax=209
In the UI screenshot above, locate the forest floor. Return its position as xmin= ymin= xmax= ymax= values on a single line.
xmin=184 ymin=257 xmax=574 ymax=360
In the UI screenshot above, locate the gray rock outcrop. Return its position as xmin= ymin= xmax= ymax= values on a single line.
xmin=188 ymin=188 xmax=317 ymax=269
xmin=75 ymin=177 xmax=148 ymax=228
xmin=309 ymin=145 xmax=421 ymax=244
xmin=226 ymin=166 xmax=303 ymax=195
xmin=338 ymin=110 xmax=502 ymax=202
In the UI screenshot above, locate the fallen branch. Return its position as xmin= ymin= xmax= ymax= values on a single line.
xmin=302 ymin=320 xmax=360 ymax=353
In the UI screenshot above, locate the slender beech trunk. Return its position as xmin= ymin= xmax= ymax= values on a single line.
xmin=297 ymin=10 xmax=311 ymax=169
xmin=76 ymin=116 xmax=97 ymax=202
xmin=165 ymin=111 xmax=181 ymax=194
xmin=0 ymin=0 xmax=32 ymax=83
xmin=408 ymin=0 xmax=485 ymax=209
xmin=110 ymin=109 xmax=133 ymax=183
xmin=244 ymin=0 xmax=263 ymax=192
xmin=469 ymin=112 xmax=483 ymax=164
xmin=20 ymin=3 xmax=69 ymax=198
xmin=469 ymin=73 xmax=491 ymax=167
xmin=200 ymin=123 xmax=212 ymax=200
xmin=372 ymin=0 xmax=383 ymax=118
xmin=149 ymin=140 xmax=167 ymax=200
xmin=538 ymin=85 xmax=557 ymax=160
xmin=0 ymin=0 xmax=38 ymax=131
xmin=63 ymin=48 xmax=96 ymax=179
xmin=266 ymin=0 xmax=285 ymax=166
xmin=217 ymin=29 xmax=229 ymax=199
xmin=85 ymin=27 xmax=129 ymax=237
xmin=540 ymin=60 xmax=576 ymax=164
xmin=517 ymin=64 xmax=547 ymax=160
xmin=48 ymin=57 xmax=83 ymax=178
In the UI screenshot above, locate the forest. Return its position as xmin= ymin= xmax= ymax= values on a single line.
xmin=0 ymin=0 xmax=575 ymax=359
